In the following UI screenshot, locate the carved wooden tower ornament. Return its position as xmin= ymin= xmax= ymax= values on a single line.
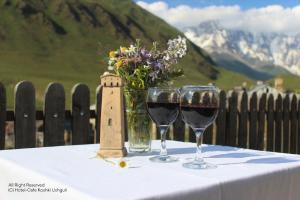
xmin=98 ymin=72 xmax=127 ymax=158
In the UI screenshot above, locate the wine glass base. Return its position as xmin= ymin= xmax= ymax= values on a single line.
xmin=183 ymin=160 xmax=217 ymax=169
xmin=149 ymin=155 xmax=178 ymax=163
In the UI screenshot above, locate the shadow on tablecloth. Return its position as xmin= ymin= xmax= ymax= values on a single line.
xmin=216 ymin=156 xmax=300 ymax=166
xmin=209 ymin=152 xmax=263 ymax=159
xmin=128 ymin=145 xmax=239 ymax=157
xmin=247 ymin=157 xmax=300 ymax=164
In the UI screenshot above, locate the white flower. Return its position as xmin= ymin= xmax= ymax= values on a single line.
xmin=128 ymin=44 xmax=136 ymax=52
xmin=108 ymin=60 xmax=115 ymax=65
xmin=163 ymin=54 xmax=170 ymax=61
xmin=166 ymin=36 xmax=187 ymax=60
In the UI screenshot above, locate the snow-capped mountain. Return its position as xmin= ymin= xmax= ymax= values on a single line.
xmin=183 ymin=21 xmax=300 ymax=77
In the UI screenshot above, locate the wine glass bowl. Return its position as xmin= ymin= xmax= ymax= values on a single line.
xmin=180 ymin=85 xmax=219 ymax=169
xmin=147 ymin=90 xmax=179 ymax=126
xmin=146 ymin=87 xmax=180 ymax=163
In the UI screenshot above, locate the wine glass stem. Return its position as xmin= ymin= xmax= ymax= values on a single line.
xmin=159 ymin=126 xmax=168 ymax=157
xmin=195 ymin=128 xmax=205 ymax=162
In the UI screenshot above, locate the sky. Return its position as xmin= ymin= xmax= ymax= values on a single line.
xmin=136 ymin=0 xmax=300 ymax=10
xmin=135 ymin=0 xmax=300 ymax=34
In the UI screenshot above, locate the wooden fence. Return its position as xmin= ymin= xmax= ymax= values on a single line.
xmin=0 ymin=81 xmax=300 ymax=154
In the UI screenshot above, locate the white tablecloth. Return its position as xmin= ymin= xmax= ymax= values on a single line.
xmin=1 ymin=140 xmax=300 ymax=200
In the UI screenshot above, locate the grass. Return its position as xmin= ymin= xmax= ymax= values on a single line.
xmin=214 ymin=68 xmax=255 ymax=90
xmin=268 ymin=74 xmax=300 ymax=93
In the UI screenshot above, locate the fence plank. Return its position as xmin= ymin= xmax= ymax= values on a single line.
xmin=266 ymin=94 xmax=275 ymax=151
xmin=123 ymin=93 xmax=129 ymax=142
xmin=187 ymin=91 xmax=201 ymax=143
xmin=173 ymin=113 xmax=185 ymax=142
xmin=226 ymin=91 xmax=238 ymax=146
xmin=257 ymin=93 xmax=266 ymax=150
xmin=71 ymin=84 xmax=90 ymax=145
xmin=249 ymin=92 xmax=258 ymax=150
xmin=275 ymin=94 xmax=283 ymax=152
xmin=95 ymin=85 xmax=102 ymax=144
xmin=203 ymin=92 xmax=213 ymax=144
xmin=282 ymin=94 xmax=290 ymax=153
xmin=14 ymin=81 xmax=36 ymax=148
xmin=298 ymin=99 xmax=300 ymax=154
xmin=188 ymin=127 xmax=195 ymax=142
xmin=44 ymin=83 xmax=65 ymax=147
xmin=155 ymin=92 xmax=171 ymax=140
xmin=216 ymin=90 xmax=226 ymax=145
xmin=290 ymin=95 xmax=297 ymax=154
xmin=238 ymin=91 xmax=248 ymax=148
xmin=204 ymin=124 xmax=213 ymax=144
xmin=0 ymin=82 xmax=6 ymax=150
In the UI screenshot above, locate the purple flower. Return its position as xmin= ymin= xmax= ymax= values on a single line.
xmin=149 ymin=71 xmax=158 ymax=81
xmin=149 ymin=60 xmax=164 ymax=71
xmin=140 ymin=48 xmax=151 ymax=59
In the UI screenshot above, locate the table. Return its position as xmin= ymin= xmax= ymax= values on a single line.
xmin=1 ymin=140 xmax=300 ymax=200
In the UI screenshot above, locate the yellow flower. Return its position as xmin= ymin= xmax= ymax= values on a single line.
xmin=109 ymin=51 xmax=116 ymax=58
xmin=118 ymin=160 xmax=127 ymax=168
xmin=120 ymin=47 xmax=127 ymax=53
xmin=115 ymin=60 xmax=123 ymax=69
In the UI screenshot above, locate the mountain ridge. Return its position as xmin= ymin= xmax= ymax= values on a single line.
xmin=184 ymin=20 xmax=300 ymax=77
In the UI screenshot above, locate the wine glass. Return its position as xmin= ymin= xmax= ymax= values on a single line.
xmin=180 ymin=85 xmax=219 ymax=169
xmin=146 ymin=87 xmax=180 ymax=163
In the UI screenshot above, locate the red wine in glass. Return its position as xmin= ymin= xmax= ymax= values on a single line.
xmin=147 ymin=102 xmax=180 ymax=126
xmin=146 ymin=88 xmax=180 ymax=163
xmin=180 ymin=105 xmax=218 ymax=128
xmin=180 ymin=85 xmax=219 ymax=169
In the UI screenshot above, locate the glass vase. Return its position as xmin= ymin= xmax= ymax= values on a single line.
xmin=124 ymin=88 xmax=151 ymax=152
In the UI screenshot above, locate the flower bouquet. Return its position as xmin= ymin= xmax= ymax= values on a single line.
xmin=107 ymin=36 xmax=187 ymax=152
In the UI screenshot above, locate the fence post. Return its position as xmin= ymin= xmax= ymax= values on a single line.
xmin=257 ymin=93 xmax=266 ymax=150
xmin=226 ymin=91 xmax=238 ymax=146
xmin=44 ymin=83 xmax=65 ymax=147
xmin=173 ymin=113 xmax=185 ymax=142
xmin=266 ymin=94 xmax=274 ymax=151
xmin=238 ymin=91 xmax=248 ymax=148
xmin=275 ymin=94 xmax=283 ymax=152
xmin=188 ymin=127 xmax=195 ymax=142
xmin=282 ymin=94 xmax=290 ymax=153
xmin=188 ymin=92 xmax=201 ymax=143
xmin=202 ymin=89 xmax=213 ymax=144
xmin=14 ymin=81 xmax=36 ymax=149
xmin=0 ymin=82 xmax=6 ymax=150
xmin=216 ymin=90 xmax=226 ymax=145
xmin=290 ymin=95 xmax=297 ymax=154
xmin=123 ymin=93 xmax=128 ymax=142
xmin=71 ymin=84 xmax=90 ymax=145
xmin=204 ymin=125 xmax=213 ymax=144
xmin=155 ymin=92 xmax=171 ymax=140
xmin=298 ymin=98 xmax=300 ymax=154
xmin=249 ymin=92 xmax=258 ymax=150
xmin=95 ymin=85 xmax=102 ymax=144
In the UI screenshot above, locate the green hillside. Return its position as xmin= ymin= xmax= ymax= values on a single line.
xmin=0 ymin=0 xmax=250 ymax=108
xmin=268 ymin=74 xmax=300 ymax=93
xmin=214 ymin=68 xmax=255 ymax=90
